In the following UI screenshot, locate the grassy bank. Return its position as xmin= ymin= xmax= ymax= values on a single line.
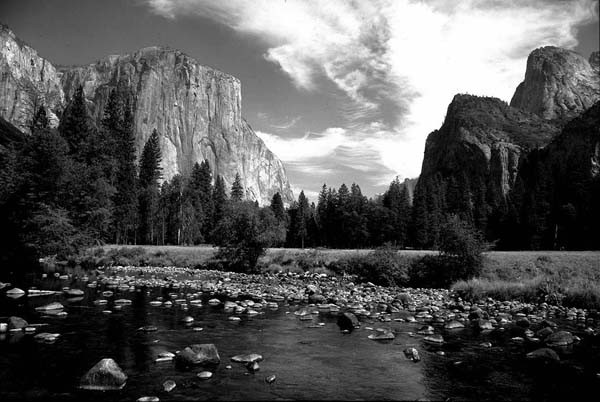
xmin=68 ymin=245 xmax=600 ymax=308
xmin=452 ymin=251 xmax=600 ymax=309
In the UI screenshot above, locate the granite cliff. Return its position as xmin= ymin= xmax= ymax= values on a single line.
xmin=510 ymin=46 xmax=600 ymax=120
xmin=0 ymin=24 xmax=293 ymax=205
xmin=414 ymin=45 xmax=598 ymax=243
xmin=418 ymin=94 xmax=559 ymax=210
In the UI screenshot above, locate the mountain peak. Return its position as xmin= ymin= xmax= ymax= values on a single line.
xmin=510 ymin=46 xmax=600 ymax=120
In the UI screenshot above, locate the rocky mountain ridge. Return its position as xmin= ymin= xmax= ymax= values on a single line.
xmin=510 ymin=46 xmax=599 ymax=120
xmin=0 ymin=24 xmax=293 ymax=205
xmin=414 ymin=45 xmax=599 ymax=243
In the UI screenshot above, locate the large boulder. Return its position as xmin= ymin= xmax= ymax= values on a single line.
xmin=8 ymin=316 xmax=28 ymax=330
xmin=526 ymin=348 xmax=560 ymax=362
xmin=175 ymin=344 xmax=220 ymax=367
xmin=545 ymin=331 xmax=574 ymax=347
xmin=337 ymin=312 xmax=360 ymax=332
xmin=79 ymin=358 xmax=127 ymax=390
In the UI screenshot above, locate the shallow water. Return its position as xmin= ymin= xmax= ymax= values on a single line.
xmin=1 ymin=269 xmax=599 ymax=401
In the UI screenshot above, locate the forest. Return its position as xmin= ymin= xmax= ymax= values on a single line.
xmin=1 ymin=85 xmax=598 ymax=271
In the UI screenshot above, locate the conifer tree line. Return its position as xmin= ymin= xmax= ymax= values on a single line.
xmin=3 ymin=83 xmax=596 ymax=268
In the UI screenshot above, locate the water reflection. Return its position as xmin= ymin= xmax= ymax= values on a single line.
xmin=0 ymin=270 xmax=599 ymax=400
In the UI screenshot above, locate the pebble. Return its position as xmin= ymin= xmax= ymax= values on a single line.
xmin=197 ymin=371 xmax=212 ymax=380
xmin=162 ymin=380 xmax=176 ymax=392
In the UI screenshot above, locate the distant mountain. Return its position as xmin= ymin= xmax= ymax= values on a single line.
xmin=413 ymin=45 xmax=599 ymax=246
xmin=0 ymin=23 xmax=293 ymax=205
xmin=510 ymin=46 xmax=599 ymax=121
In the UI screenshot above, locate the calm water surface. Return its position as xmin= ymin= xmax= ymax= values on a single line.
xmin=1 ymin=269 xmax=599 ymax=401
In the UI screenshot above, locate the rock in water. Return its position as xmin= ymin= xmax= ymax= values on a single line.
xmin=231 ymin=354 xmax=263 ymax=364
xmin=79 ymin=358 xmax=127 ymax=390
xmin=545 ymin=331 xmax=574 ymax=347
xmin=8 ymin=316 xmax=28 ymax=331
xmin=162 ymin=380 xmax=176 ymax=392
xmin=337 ymin=312 xmax=360 ymax=332
xmin=6 ymin=287 xmax=25 ymax=296
xmin=35 ymin=302 xmax=64 ymax=312
xmin=246 ymin=361 xmax=260 ymax=372
xmin=175 ymin=344 xmax=220 ymax=367
xmin=368 ymin=329 xmax=395 ymax=341
xmin=527 ymin=348 xmax=560 ymax=362
xmin=64 ymin=289 xmax=84 ymax=297
xmin=510 ymin=46 xmax=600 ymax=120
xmin=444 ymin=320 xmax=465 ymax=330
xmin=197 ymin=371 xmax=212 ymax=380
xmin=137 ymin=397 xmax=160 ymax=402
xmin=404 ymin=348 xmax=421 ymax=362
xmin=265 ymin=375 xmax=277 ymax=384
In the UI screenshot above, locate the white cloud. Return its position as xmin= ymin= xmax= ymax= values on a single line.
xmin=146 ymin=0 xmax=598 ymax=190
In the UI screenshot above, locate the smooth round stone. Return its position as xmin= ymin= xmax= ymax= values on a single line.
xmin=424 ymin=335 xmax=444 ymax=344
xmin=228 ymin=316 xmax=241 ymax=321
xmin=101 ymin=291 xmax=113 ymax=297
xmin=193 ymin=327 xmax=204 ymax=332
xmin=181 ymin=316 xmax=194 ymax=323
xmin=137 ymin=397 xmax=159 ymax=402
xmin=197 ymin=371 xmax=212 ymax=380
xmin=162 ymin=380 xmax=176 ymax=392
xmin=265 ymin=375 xmax=277 ymax=384
xmin=138 ymin=326 xmax=158 ymax=332
xmin=149 ymin=301 xmax=162 ymax=307
xmin=208 ymin=299 xmax=221 ymax=305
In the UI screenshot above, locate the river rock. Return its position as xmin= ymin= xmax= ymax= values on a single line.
xmin=546 ymin=331 xmax=574 ymax=347
xmin=79 ymin=358 xmax=127 ymax=390
xmin=417 ymin=325 xmax=434 ymax=335
xmin=35 ymin=302 xmax=64 ymax=312
xmin=176 ymin=344 xmax=220 ymax=367
xmin=424 ymin=335 xmax=445 ymax=344
xmin=6 ymin=288 xmax=25 ymax=296
xmin=526 ymin=348 xmax=560 ymax=362
xmin=444 ymin=320 xmax=465 ymax=330
xmin=246 ymin=361 xmax=260 ymax=372
xmin=473 ymin=319 xmax=493 ymax=331
xmin=231 ymin=353 xmax=263 ymax=364
xmin=265 ymin=375 xmax=277 ymax=384
xmin=197 ymin=371 xmax=212 ymax=380
xmin=64 ymin=289 xmax=84 ymax=297
xmin=33 ymin=332 xmax=60 ymax=343
xmin=0 ymin=323 xmax=7 ymax=333
xmin=368 ymin=329 xmax=395 ymax=341
xmin=8 ymin=316 xmax=28 ymax=331
xmin=337 ymin=312 xmax=360 ymax=331
xmin=162 ymin=380 xmax=176 ymax=392
xmin=404 ymin=347 xmax=421 ymax=362
xmin=137 ymin=397 xmax=160 ymax=402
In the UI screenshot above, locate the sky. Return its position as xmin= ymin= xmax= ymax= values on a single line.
xmin=1 ymin=0 xmax=598 ymax=202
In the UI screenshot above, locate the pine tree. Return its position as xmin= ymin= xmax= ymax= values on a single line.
xmin=112 ymin=96 xmax=138 ymax=244
xmin=59 ymin=85 xmax=91 ymax=159
xmin=411 ymin=180 xmax=429 ymax=248
xmin=138 ymin=129 xmax=162 ymax=244
xmin=296 ymin=190 xmax=309 ymax=248
xmin=270 ymin=192 xmax=286 ymax=222
xmin=30 ymin=106 xmax=49 ymax=133
xmin=212 ymin=175 xmax=228 ymax=229
xmin=231 ymin=173 xmax=244 ymax=201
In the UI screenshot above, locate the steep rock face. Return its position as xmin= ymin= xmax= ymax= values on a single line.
xmin=510 ymin=102 xmax=600 ymax=249
xmin=419 ymin=94 xmax=559 ymax=208
xmin=0 ymin=24 xmax=63 ymax=131
xmin=510 ymin=46 xmax=599 ymax=120
xmin=60 ymin=46 xmax=293 ymax=204
xmin=0 ymin=25 xmax=293 ymax=205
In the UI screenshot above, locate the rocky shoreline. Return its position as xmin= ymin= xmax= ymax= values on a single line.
xmin=2 ymin=265 xmax=599 ymax=398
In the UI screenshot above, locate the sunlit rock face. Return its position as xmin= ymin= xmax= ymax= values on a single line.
xmin=0 ymin=23 xmax=63 ymax=131
xmin=510 ymin=46 xmax=600 ymax=121
xmin=0 ymin=25 xmax=293 ymax=205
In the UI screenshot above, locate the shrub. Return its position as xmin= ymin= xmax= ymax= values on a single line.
xmin=411 ymin=215 xmax=485 ymax=288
